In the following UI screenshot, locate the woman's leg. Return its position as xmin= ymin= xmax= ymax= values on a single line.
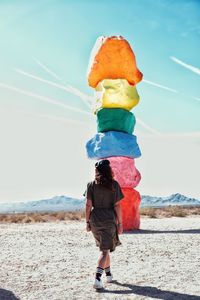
xmin=97 ymin=249 xmax=110 ymax=268
xmin=94 ymin=250 xmax=110 ymax=287
xmin=104 ymin=252 xmax=110 ymax=269
xmin=104 ymin=252 xmax=112 ymax=281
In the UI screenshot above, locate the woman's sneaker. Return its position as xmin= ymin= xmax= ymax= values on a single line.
xmin=93 ymin=278 xmax=103 ymax=289
xmin=106 ymin=274 xmax=113 ymax=283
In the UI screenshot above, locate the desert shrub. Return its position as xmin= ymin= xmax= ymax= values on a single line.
xmin=140 ymin=208 xmax=157 ymax=218
xmin=0 ymin=206 xmax=199 ymax=223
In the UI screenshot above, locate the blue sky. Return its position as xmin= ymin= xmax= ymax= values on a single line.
xmin=0 ymin=0 xmax=200 ymax=132
xmin=0 ymin=0 xmax=199 ymax=201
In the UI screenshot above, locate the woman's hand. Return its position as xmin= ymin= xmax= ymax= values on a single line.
xmin=86 ymin=222 xmax=91 ymax=232
xmin=114 ymin=202 xmax=123 ymax=234
xmin=117 ymin=223 xmax=123 ymax=234
xmin=85 ymin=199 xmax=92 ymax=232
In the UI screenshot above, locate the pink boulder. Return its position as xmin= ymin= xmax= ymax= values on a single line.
xmin=107 ymin=156 xmax=141 ymax=188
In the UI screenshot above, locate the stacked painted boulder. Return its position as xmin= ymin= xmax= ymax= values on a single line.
xmin=86 ymin=36 xmax=143 ymax=230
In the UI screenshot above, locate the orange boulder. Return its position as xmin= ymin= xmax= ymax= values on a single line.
xmin=87 ymin=36 xmax=143 ymax=88
xmin=120 ymin=188 xmax=141 ymax=230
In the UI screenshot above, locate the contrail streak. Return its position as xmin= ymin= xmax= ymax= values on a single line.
xmin=170 ymin=56 xmax=200 ymax=75
xmin=33 ymin=58 xmax=93 ymax=106
xmin=143 ymin=78 xmax=200 ymax=104
xmin=15 ymin=68 xmax=92 ymax=108
xmin=0 ymin=82 xmax=92 ymax=116
xmin=14 ymin=67 xmax=160 ymax=135
xmin=193 ymin=97 xmax=200 ymax=102
xmin=143 ymin=79 xmax=178 ymax=93
xmin=136 ymin=118 xmax=161 ymax=135
xmin=33 ymin=57 xmax=64 ymax=82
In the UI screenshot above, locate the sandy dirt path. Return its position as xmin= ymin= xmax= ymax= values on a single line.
xmin=0 ymin=217 xmax=200 ymax=300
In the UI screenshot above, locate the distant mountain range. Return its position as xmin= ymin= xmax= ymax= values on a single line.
xmin=141 ymin=193 xmax=200 ymax=208
xmin=0 ymin=193 xmax=199 ymax=214
xmin=0 ymin=196 xmax=85 ymax=214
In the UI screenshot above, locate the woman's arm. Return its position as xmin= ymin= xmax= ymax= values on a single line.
xmin=114 ymin=202 xmax=123 ymax=234
xmin=85 ymin=198 xmax=92 ymax=232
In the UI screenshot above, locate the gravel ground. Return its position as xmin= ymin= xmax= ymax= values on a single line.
xmin=0 ymin=217 xmax=200 ymax=300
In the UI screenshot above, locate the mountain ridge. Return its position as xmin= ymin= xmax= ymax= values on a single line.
xmin=0 ymin=193 xmax=199 ymax=213
xmin=141 ymin=193 xmax=200 ymax=207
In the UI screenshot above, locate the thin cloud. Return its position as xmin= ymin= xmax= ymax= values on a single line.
xmin=170 ymin=56 xmax=200 ymax=75
xmin=143 ymin=79 xmax=178 ymax=93
xmin=0 ymin=107 xmax=90 ymax=126
xmin=165 ymin=132 xmax=200 ymax=137
xmin=0 ymin=82 xmax=92 ymax=117
xmin=34 ymin=113 xmax=92 ymax=126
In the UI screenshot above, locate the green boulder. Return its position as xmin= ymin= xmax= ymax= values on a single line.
xmin=97 ymin=108 xmax=135 ymax=134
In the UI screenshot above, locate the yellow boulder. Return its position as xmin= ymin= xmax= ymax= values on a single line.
xmin=94 ymin=79 xmax=140 ymax=112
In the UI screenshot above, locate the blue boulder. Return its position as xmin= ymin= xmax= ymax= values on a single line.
xmin=86 ymin=131 xmax=141 ymax=159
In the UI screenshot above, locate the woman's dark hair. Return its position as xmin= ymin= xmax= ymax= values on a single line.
xmin=95 ymin=159 xmax=114 ymax=190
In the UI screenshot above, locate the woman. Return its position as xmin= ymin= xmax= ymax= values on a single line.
xmin=84 ymin=159 xmax=124 ymax=289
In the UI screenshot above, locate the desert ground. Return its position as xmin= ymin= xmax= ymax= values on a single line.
xmin=0 ymin=215 xmax=200 ymax=300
